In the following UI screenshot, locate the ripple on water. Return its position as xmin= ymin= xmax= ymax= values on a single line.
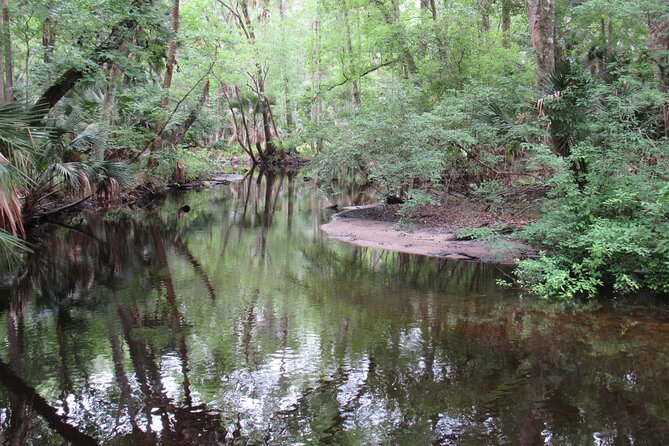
xmin=2 ymin=173 xmax=669 ymax=445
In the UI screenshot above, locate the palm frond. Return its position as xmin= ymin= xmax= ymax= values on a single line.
xmin=0 ymin=165 xmax=25 ymax=236
xmin=482 ymin=102 xmax=516 ymax=129
xmin=49 ymin=162 xmax=84 ymax=189
xmin=89 ymin=160 xmax=133 ymax=189
xmin=0 ymin=230 xmax=31 ymax=265
xmin=540 ymin=61 xmax=573 ymax=94
xmin=0 ymin=103 xmax=45 ymax=171
xmin=70 ymin=123 xmax=107 ymax=151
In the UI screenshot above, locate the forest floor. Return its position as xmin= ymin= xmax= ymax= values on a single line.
xmin=321 ymin=184 xmax=546 ymax=264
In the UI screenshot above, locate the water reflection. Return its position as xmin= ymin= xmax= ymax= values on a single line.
xmin=1 ymin=171 xmax=669 ymax=445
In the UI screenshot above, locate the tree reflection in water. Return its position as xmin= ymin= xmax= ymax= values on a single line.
xmin=1 ymin=171 xmax=669 ymax=445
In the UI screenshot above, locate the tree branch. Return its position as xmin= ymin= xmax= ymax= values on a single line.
xmin=457 ymin=143 xmax=545 ymax=182
xmin=131 ymin=57 xmax=217 ymax=161
xmin=314 ymin=59 xmax=398 ymax=99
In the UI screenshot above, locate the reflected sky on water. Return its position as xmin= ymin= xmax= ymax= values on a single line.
xmin=1 ymin=170 xmax=669 ymax=445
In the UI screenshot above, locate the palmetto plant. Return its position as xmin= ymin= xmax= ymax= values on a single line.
xmin=0 ymin=103 xmax=41 ymax=258
xmin=536 ymin=61 xmax=590 ymax=158
xmin=0 ymin=101 xmax=132 ymax=261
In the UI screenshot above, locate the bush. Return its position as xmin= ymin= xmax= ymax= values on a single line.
xmin=142 ymin=148 xmax=225 ymax=185
xmin=396 ymin=190 xmax=438 ymax=227
xmin=516 ymin=77 xmax=669 ymax=299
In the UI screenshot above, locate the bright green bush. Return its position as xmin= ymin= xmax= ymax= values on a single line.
xmin=517 ymin=77 xmax=669 ymax=299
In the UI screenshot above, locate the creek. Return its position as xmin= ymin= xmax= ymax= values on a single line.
xmin=1 ymin=170 xmax=669 ymax=445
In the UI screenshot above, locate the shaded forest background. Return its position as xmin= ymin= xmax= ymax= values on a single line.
xmin=0 ymin=0 xmax=667 ymax=298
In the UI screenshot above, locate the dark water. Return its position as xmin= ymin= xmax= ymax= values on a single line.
xmin=2 ymin=171 xmax=669 ymax=445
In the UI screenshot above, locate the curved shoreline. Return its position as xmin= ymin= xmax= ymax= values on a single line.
xmin=320 ymin=208 xmax=534 ymax=264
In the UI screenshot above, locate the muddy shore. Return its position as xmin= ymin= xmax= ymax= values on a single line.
xmin=321 ymin=206 xmax=535 ymax=264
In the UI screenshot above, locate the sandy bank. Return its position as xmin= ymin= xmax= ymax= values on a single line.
xmin=321 ymin=208 xmax=534 ymax=264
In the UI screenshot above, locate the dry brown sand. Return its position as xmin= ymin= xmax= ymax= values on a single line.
xmin=321 ymin=211 xmax=533 ymax=264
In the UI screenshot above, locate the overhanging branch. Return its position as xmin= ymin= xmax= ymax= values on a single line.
xmin=313 ymin=59 xmax=398 ymax=99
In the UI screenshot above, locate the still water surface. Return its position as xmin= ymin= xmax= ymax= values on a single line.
xmin=1 ymin=171 xmax=669 ymax=445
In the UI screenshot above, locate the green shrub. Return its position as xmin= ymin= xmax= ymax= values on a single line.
xmin=472 ymin=180 xmax=506 ymax=214
xmin=516 ymin=78 xmax=669 ymax=299
xmin=396 ymin=190 xmax=438 ymax=227
xmin=143 ymin=148 xmax=225 ymax=184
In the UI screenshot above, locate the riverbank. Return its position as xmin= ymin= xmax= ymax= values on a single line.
xmin=321 ymin=202 xmax=537 ymax=264
xmin=29 ymin=170 xmax=248 ymax=228
xmin=7 ymin=167 xmax=669 ymax=445
xmin=26 ymin=150 xmax=307 ymax=226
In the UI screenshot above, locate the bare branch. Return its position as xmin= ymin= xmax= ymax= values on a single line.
xmin=314 ymin=59 xmax=398 ymax=99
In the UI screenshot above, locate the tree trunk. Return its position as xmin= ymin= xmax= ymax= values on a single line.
xmin=42 ymin=1 xmax=56 ymax=84
xmin=502 ymin=0 xmax=512 ymax=48
xmin=172 ymin=78 xmax=210 ymax=146
xmin=478 ymin=0 xmax=490 ymax=34
xmin=525 ymin=0 xmax=555 ymax=81
xmin=649 ymin=16 xmax=669 ymax=91
xmin=607 ymin=18 xmax=613 ymax=59
xmin=344 ymin=8 xmax=361 ymax=107
xmin=393 ymin=0 xmax=417 ymax=77
xmin=240 ymin=0 xmax=256 ymax=40
xmin=257 ymin=73 xmax=276 ymax=159
xmin=100 ymin=63 xmax=120 ymax=160
xmin=279 ymin=0 xmax=294 ymax=132
xmin=222 ymin=83 xmax=257 ymax=163
xmin=101 ymin=65 xmax=119 ymax=127
xmin=152 ymin=0 xmax=180 ymax=156
xmin=311 ymin=17 xmax=323 ymax=152
xmin=401 ymin=48 xmax=418 ymax=78
xmin=0 ymin=20 xmax=5 ymax=105
xmin=591 ymin=17 xmax=605 ymax=77
xmin=42 ymin=3 xmax=56 ymax=65
xmin=373 ymin=0 xmax=417 ymax=78
xmin=283 ymin=75 xmax=293 ymax=130
xmin=648 ymin=15 xmax=669 ymax=137
xmin=420 ymin=0 xmax=436 ymax=19
xmin=215 ymin=82 xmax=222 ymax=142
xmin=351 ymin=80 xmax=361 ymax=107
xmin=32 ymin=68 xmax=82 ymax=115
xmin=30 ymin=12 xmax=144 ymax=123
xmin=239 ymin=0 xmax=275 ymax=160
xmin=222 ymin=0 xmax=279 ymax=162
xmin=1 ymin=0 xmax=13 ymax=102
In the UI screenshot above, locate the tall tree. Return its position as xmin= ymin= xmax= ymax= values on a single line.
xmin=0 ymin=19 xmax=5 ymax=104
xmin=420 ymin=0 xmax=437 ymax=20
xmin=311 ymin=14 xmax=323 ymax=151
xmin=30 ymin=5 xmax=149 ymax=122
xmin=502 ymin=0 xmax=512 ymax=48
xmin=42 ymin=1 xmax=56 ymax=67
xmin=478 ymin=0 xmax=491 ymax=34
xmin=648 ymin=10 xmax=669 ymax=137
xmin=372 ymin=0 xmax=417 ymax=78
xmin=172 ymin=78 xmax=210 ymax=146
xmin=99 ymin=62 xmax=123 ymax=159
xmin=525 ymin=0 xmax=555 ymax=81
xmin=152 ymin=0 xmax=180 ymax=157
xmin=279 ymin=0 xmax=294 ymax=132
xmin=219 ymin=0 xmax=278 ymax=161
xmin=343 ymin=7 xmax=360 ymax=107
xmin=1 ymin=0 xmax=13 ymax=102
